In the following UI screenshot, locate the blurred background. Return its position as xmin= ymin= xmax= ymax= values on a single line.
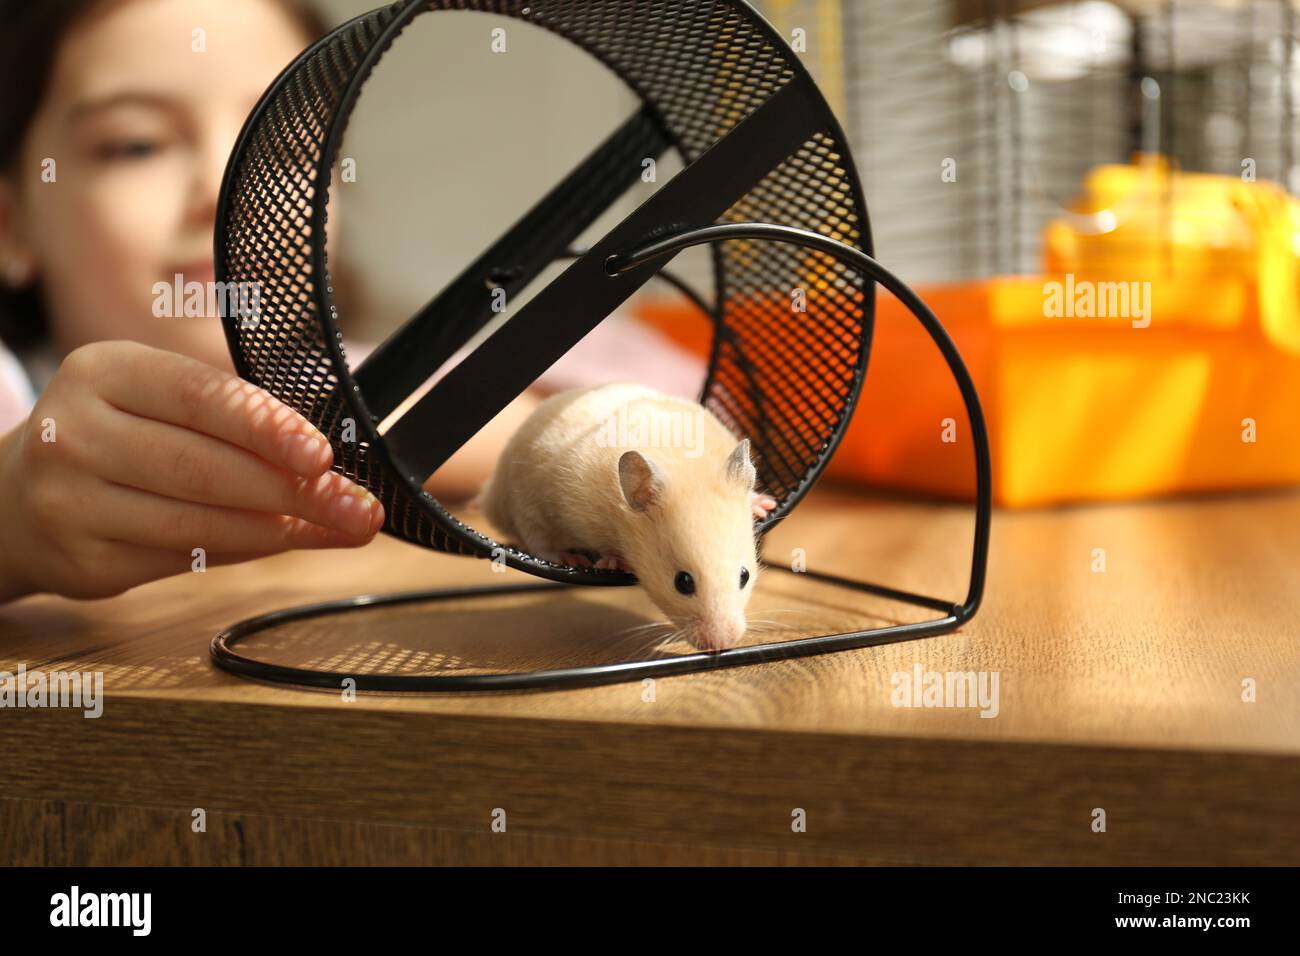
xmin=318 ymin=0 xmax=1300 ymax=507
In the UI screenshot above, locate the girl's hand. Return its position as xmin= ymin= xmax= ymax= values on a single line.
xmin=0 ymin=340 xmax=385 ymax=602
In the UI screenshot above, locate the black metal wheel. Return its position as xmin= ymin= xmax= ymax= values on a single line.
xmin=212 ymin=0 xmax=991 ymax=692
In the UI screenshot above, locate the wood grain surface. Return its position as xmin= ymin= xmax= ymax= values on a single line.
xmin=2 ymin=480 xmax=1297 ymax=865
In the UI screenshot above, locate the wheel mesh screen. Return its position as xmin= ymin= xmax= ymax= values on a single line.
xmin=217 ymin=0 xmax=870 ymax=562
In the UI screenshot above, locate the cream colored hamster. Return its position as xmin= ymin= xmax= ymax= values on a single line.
xmin=477 ymin=382 xmax=778 ymax=651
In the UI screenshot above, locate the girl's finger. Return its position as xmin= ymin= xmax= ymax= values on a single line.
xmin=85 ymin=477 xmax=384 ymax=553
xmin=86 ymin=408 xmax=381 ymax=537
xmin=83 ymin=341 xmax=334 ymax=478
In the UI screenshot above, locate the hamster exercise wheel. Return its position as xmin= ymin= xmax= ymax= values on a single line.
xmin=210 ymin=0 xmax=991 ymax=692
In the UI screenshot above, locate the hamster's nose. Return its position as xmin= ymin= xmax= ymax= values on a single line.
xmin=693 ymin=614 xmax=747 ymax=651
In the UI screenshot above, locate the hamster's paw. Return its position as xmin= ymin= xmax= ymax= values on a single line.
xmin=594 ymin=551 xmax=633 ymax=573
xmin=539 ymin=549 xmax=596 ymax=569
xmin=751 ymin=492 xmax=778 ymax=520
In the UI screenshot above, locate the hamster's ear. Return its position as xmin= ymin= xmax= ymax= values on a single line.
xmin=724 ymin=438 xmax=757 ymax=490
xmin=619 ymin=450 xmax=665 ymax=512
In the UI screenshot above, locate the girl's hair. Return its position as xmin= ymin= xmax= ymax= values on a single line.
xmin=0 ymin=0 xmax=332 ymax=353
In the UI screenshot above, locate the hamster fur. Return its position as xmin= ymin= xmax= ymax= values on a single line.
xmin=478 ymin=382 xmax=777 ymax=650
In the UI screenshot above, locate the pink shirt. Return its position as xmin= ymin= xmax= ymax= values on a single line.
xmin=410 ymin=310 xmax=708 ymax=401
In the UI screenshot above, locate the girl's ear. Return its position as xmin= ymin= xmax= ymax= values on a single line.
xmin=723 ymin=438 xmax=757 ymax=491
xmin=0 ymin=179 xmax=36 ymax=289
xmin=618 ymin=449 xmax=665 ymax=512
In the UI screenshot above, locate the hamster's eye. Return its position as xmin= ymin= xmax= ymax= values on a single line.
xmin=674 ymin=571 xmax=696 ymax=596
xmin=739 ymin=566 xmax=750 ymax=589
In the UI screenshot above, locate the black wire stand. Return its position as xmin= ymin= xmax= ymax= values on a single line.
xmin=210 ymin=0 xmax=992 ymax=692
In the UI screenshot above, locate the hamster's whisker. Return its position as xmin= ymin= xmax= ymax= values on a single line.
xmin=613 ymin=620 xmax=674 ymax=637
xmin=604 ymin=620 xmax=682 ymax=654
xmin=746 ymin=624 xmax=800 ymax=636
xmin=650 ymin=628 xmax=691 ymax=654
xmin=609 ymin=624 xmax=678 ymax=654
xmin=635 ymin=631 xmax=679 ymax=651
xmin=748 ymin=613 xmax=806 ymax=629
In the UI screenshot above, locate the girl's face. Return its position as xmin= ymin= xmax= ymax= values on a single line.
xmin=0 ymin=0 xmax=315 ymax=370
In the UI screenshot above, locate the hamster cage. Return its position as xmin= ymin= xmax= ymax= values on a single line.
xmin=815 ymin=0 xmax=1300 ymax=505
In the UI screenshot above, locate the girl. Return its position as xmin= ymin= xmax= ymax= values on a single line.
xmin=0 ymin=0 xmax=706 ymax=603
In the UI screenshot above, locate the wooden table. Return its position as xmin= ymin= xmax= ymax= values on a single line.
xmin=2 ymin=482 xmax=1297 ymax=865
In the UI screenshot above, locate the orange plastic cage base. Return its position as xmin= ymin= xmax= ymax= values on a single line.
xmin=635 ymin=275 xmax=1300 ymax=508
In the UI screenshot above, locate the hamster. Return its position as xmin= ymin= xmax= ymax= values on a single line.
xmin=477 ymin=382 xmax=778 ymax=651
